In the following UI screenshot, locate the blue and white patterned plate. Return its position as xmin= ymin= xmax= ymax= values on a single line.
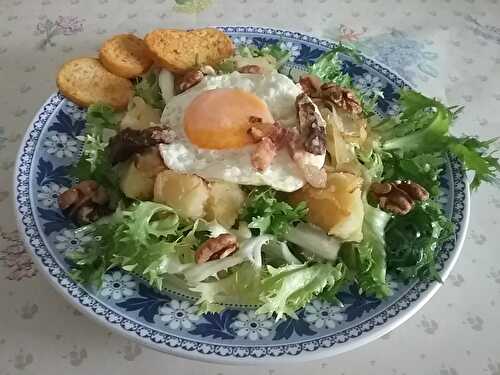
xmin=14 ymin=27 xmax=470 ymax=363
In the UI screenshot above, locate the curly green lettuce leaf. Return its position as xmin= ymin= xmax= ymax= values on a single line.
xmin=375 ymin=89 xmax=499 ymax=189
xmin=72 ymin=104 xmax=122 ymax=199
xmin=382 ymin=152 xmax=445 ymax=196
xmin=134 ymin=69 xmax=165 ymax=109
xmin=256 ymin=262 xmax=347 ymax=319
xmin=341 ymin=203 xmax=392 ymax=298
xmin=385 ymin=201 xmax=453 ymax=281
xmin=190 ymin=262 xmax=264 ymax=313
xmin=238 ymin=43 xmax=291 ymax=66
xmin=240 ymin=187 xmax=308 ymax=239
xmin=67 ymin=201 xmax=199 ymax=289
xmin=447 ymin=136 xmax=500 ymax=190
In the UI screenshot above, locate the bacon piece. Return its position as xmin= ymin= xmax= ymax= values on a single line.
xmin=247 ymin=118 xmax=295 ymax=172
xmin=251 ymin=137 xmax=278 ymax=172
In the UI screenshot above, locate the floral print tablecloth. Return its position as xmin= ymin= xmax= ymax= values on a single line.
xmin=1 ymin=0 xmax=500 ymax=374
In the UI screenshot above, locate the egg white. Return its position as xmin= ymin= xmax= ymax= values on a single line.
xmin=159 ymin=70 xmax=325 ymax=192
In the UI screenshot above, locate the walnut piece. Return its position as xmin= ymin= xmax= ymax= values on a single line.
xmin=238 ymin=65 xmax=264 ymax=74
xmin=195 ymin=233 xmax=238 ymax=264
xmin=370 ymin=181 xmax=430 ymax=215
xmin=295 ymin=93 xmax=327 ymax=155
xmin=298 ymin=74 xmax=322 ymax=97
xmin=107 ymin=126 xmax=175 ymax=165
xmin=58 ymin=180 xmax=109 ymax=225
xmin=320 ymin=82 xmax=363 ymax=114
xmin=176 ymin=69 xmax=204 ymax=93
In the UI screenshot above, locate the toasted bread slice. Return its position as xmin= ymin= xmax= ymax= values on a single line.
xmin=99 ymin=34 xmax=152 ymax=78
xmin=144 ymin=28 xmax=234 ymax=73
xmin=56 ymin=57 xmax=133 ymax=109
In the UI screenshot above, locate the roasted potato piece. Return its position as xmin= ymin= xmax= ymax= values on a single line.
xmin=120 ymin=96 xmax=161 ymax=130
xmin=154 ymin=170 xmax=209 ymax=220
xmin=289 ymin=172 xmax=364 ymax=241
xmin=134 ymin=147 xmax=166 ymax=178
xmin=205 ymin=181 xmax=246 ymax=228
xmin=119 ymin=160 xmax=155 ymax=200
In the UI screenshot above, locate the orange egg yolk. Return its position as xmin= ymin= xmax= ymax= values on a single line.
xmin=184 ymin=88 xmax=275 ymax=149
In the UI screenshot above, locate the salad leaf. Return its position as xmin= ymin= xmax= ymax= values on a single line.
xmin=375 ymin=89 xmax=500 ymax=189
xmin=385 ymin=201 xmax=453 ymax=281
xmin=309 ymin=43 xmax=360 ymax=86
xmin=217 ymin=42 xmax=291 ymax=73
xmin=447 ymin=136 xmax=500 ymax=190
xmin=67 ymin=201 xmax=198 ymax=289
xmin=341 ymin=203 xmax=392 ymax=298
xmin=134 ymin=69 xmax=165 ymax=109
xmin=237 ymin=43 xmax=291 ymax=67
xmin=240 ymin=187 xmax=308 ymax=239
xmin=284 ymin=222 xmax=341 ymax=261
xmin=85 ymin=103 xmax=121 ymax=133
xmin=374 ymin=90 xmax=452 ymax=153
xmin=191 ymin=262 xmax=263 ymax=313
xmin=262 ymin=240 xmax=302 ymax=267
xmin=256 ymin=262 xmax=346 ymax=319
xmin=382 ymin=152 xmax=445 ymax=196
xmin=72 ymin=104 xmax=122 ymax=199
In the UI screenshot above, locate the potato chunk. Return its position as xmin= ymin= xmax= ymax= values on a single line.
xmin=120 ymin=161 xmax=155 ymax=200
xmin=134 ymin=147 xmax=166 ymax=178
xmin=205 ymin=181 xmax=246 ymax=228
xmin=154 ymin=170 xmax=209 ymax=220
xmin=289 ymin=172 xmax=364 ymax=241
xmin=120 ymin=96 xmax=161 ymax=130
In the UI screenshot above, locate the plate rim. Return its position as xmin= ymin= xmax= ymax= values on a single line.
xmin=13 ymin=26 xmax=470 ymax=364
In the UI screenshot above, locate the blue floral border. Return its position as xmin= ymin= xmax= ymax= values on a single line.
xmin=14 ymin=27 xmax=468 ymax=362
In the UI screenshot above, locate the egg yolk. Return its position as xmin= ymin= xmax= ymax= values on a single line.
xmin=184 ymin=88 xmax=275 ymax=149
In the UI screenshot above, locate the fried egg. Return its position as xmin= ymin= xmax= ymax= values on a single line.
xmin=158 ymin=70 xmax=325 ymax=192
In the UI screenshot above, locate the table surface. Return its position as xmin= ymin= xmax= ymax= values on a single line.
xmin=1 ymin=0 xmax=500 ymax=373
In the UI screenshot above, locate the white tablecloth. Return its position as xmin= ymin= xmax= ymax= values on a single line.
xmin=1 ymin=0 xmax=499 ymax=373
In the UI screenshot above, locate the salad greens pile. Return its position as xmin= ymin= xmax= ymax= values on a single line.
xmin=66 ymin=41 xmax=499 ymax=319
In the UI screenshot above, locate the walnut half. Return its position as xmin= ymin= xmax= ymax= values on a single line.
xmin=194 ymin=233 xmax=238 ymax=264
xmin=58 ymin=180 xmax=109 ymax=224
xmin=370 ymin=180 xmax=429 ymax=215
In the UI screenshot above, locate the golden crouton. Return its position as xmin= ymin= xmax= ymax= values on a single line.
xmin=99 ymin=34 xmax=152 ymax=78
xmin=144 ymin=28 xmax=234 ymax=73
xmin=56 ymin=57 xmax=133 ymax=109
